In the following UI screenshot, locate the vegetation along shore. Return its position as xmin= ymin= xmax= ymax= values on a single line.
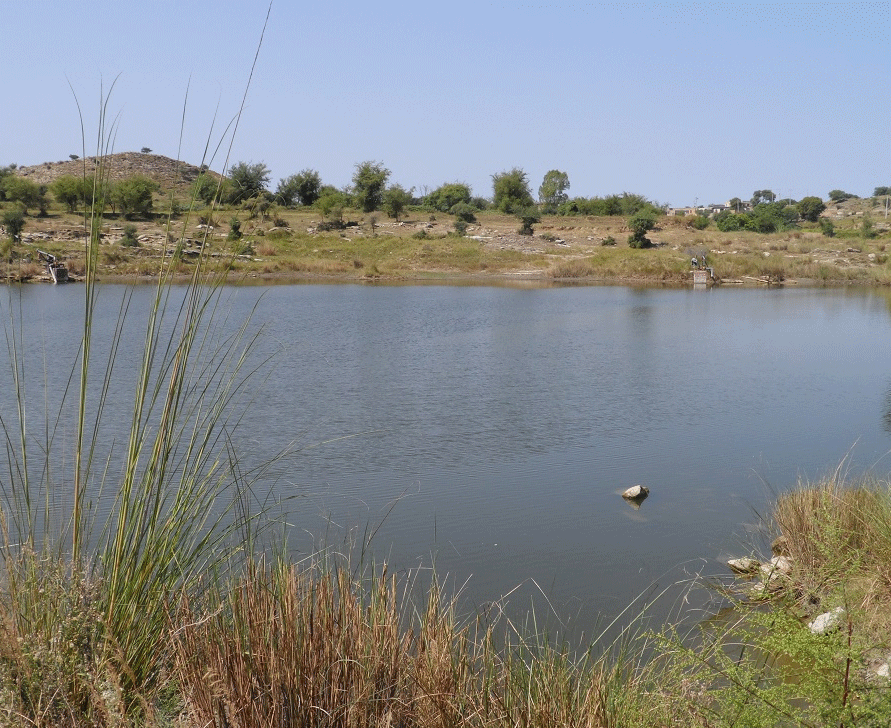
xmin=1 ymin=153 xmax=890 ymax=286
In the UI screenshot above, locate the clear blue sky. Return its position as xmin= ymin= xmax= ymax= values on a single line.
xmin=3 ymin=1 xmax=889 ymax=207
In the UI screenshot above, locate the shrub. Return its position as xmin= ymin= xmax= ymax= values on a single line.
xmin=120 ymin=223 xmax=140 ymax=247
xmin=516 ymin=206 xmax=540 ymax=236
xmin=492 ymin=168 xmax=534 ymax=214
xmin=227 ymin=217 xmax=243 ymax=241
xmin=2 ymin=206 xmax=26 ymax=243
xmin=450 ymin=202 xmax=477 ymax=223
xmin=689 ymin=214 xmax=709 ymax=230
xmin=453 ymin=219 xmax=468 ymax=236
xmin=425 ymin=182 xmax=471 ymax=212
xmin=820 ymin=218 xmax=836 ymax=238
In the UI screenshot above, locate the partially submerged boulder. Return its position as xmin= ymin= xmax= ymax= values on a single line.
xmin=622 ymin=484 xmax=649 ymax=501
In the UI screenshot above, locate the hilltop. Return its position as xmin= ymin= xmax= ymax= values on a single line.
xmin=15 ymin=152 xmax=217 ymax=191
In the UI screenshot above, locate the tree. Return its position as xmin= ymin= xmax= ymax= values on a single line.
xmin=352 ymin=161 xmax=390 ymax=213
xmin=538 ymin=170 xmax=570 ymax=212
xmin=51 ymin=175 xmax=89 ymax=213
xmin=112 ymin=175 xmax=159 ymax=219
xmin=69 ymin=154 xmax=79 ymax=161
xmin=828 ymin=189 xmax=857 ymax=203
xmin=516 ymin=206 xmax=541 ymax=236
xmin=226 ymin=161 xmax=271 ymax=205
xmin=492 ymin=167 xmax=534 ymax=214
xmin=140 ymin=147 xmax=152 ymax=154
xmin=425 ymin=182 xmax=471 ymax=212
xmin=193 ymin=173 xmax=224 ymax=205
xmin=316 ymin=190 xmax=348 ymax=228
xmin=627 ymin=208 xmax=658 ymax=248
xmin=751 ymin=189 xmax=776 ymax=205
xmin=728 ymin=197 xmax=743 ymax=212
xmin=2 ymin=207 xmax=25 ymax=243
xmin=2 ymin=176 xmax=46 ymax=215
xmin=873 ymin=186 xmax=891 ymax=197
xmin=276 ymin=169 xmax=321 ymax=207
xmin=797 ymin=196 xmax=826 ymax=222
xmin=382 ymin=184 xmax=413 ymax=221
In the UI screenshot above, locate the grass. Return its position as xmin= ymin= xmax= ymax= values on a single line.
xmin=6 ymin=202 xmax=890 ymax=285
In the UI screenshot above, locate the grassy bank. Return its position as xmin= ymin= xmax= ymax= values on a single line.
xmin=4 ymin=196 xmax=891 ymax=286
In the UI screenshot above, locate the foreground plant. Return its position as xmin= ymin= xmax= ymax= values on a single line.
xmin=0 ymin=9 xmax=274 ymax=723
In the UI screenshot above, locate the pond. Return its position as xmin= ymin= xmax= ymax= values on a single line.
xmin=4 ymin=281 xmax=891 ymax=636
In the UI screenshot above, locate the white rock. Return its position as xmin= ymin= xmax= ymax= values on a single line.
xmin=621 ymin=485 xmax=649 ymax=500
xmin=808 ymin=606 xmax=845 ymax=635
xmin=876 ymin=663 xmax=890 ymax=679
xmin=760 ymin=555 xmax=793 ymax=577
xmin=727 ymin=557 xmax=760 ymax=574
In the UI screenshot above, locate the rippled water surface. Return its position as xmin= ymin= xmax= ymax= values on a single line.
xmin=4 ymin=282 xmax=891 ymax=632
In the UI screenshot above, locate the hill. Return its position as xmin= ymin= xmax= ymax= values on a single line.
xmin=15 ymin=152 xmax=217 ymax=191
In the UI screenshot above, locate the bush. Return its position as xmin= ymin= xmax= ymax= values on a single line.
xmin=226 ymin=161 xmax=270 ymax=205
xmin=227 ymin=217 xmax=243 ymax=241
xmin=450 ymin=202 xmax=477 ymax=223
xmin=425 ymin=182 xmax=471 ymax=212
xmin=352 ymin=160 xmax=390 ymax=212
xmin=120 ymin=223 xmax=140 ymax=247
xmin=453 ymin=219 xmax=468 ymax=236
xmin=2 ymin=206 xmax=26 ymax=243
xmin=689 ymin=214 xmax=709 ymax=230
xmin=819 ymin=218 xmax=836 ymax=238
xmin=112 ymin=175 xmax=159 ymax=219
xmin=516 ymin=206 xmax=540 ymax=236
xmin=627 ymin=207 xmax=658 ymax=247
xmin=492 ymin=168 xmax=534 ymax=214
xmin=797 ymin=196 xmax=826 ymax=222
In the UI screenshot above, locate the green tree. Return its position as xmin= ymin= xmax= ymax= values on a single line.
xmin=352 ymin=161 xmax=390 ymax=212
xmin=516 ymin=206 xmax=541 ymax=236
xmin=751 ymin=189 xmax=776 ymax=205
xmin=317 ymin=189 xmax=348 ymax=228
xmin=873 ymin=186 xmax=891 ymax=197
xmin=796 ymin=196 xmax=826 ymax=222
xmin=192 ymin=172 xmax=222 ymax=205
xmin=715 ymin=210 xmax=747 ymax=231
xmin=382 ymin=184 xmax=413 ymax=221
xmin=2 ymin=207 xmax=25 ymax=244
xmin=226 ymin=161 xmax=271 ymax=205
xmin=425 ymin=182 xmax=471 ymax=212
xmin=112 ymin=175 xmax=159 ymax=219
xmin=492 ymin=167 xmax=534 ymax=214
xmin=538 ymin=170 xmax=570 ymax=212
xmin=51 ymin=175 xmax=89 ymax=213
xmin=276 ymin=169 xmax=321 ymax=207
xmin=746 ymin=202 xmax=788 ymax=233
xmin=2 ymin=176 xmax=46 ymax=215
xmin=728 ymin=197 xmax=743 ymax=212
xmin=828 ymin=189 xmax=857 ymax=203
xmin=627 ymin=208 xmax=657 ymax=248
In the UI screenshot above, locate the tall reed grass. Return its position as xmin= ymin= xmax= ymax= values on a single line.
xmin=0 ymin=8 xmax=275 ymax=723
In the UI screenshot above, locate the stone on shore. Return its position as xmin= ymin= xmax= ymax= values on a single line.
xmin=808 ymin=606 xmax=845 ymax=635
xmin=727 ymin=557 xmax=760 ymax=574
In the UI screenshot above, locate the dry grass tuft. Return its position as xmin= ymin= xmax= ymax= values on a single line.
xmin=174 ymin=561 xmax=629 ymax=728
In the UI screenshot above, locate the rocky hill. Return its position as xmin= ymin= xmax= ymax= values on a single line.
xmin=15 ymin=152 xmax=218 ymax=191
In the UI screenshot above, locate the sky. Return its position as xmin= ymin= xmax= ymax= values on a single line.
xmin=2 ymin=1 xmax=889 ymax=207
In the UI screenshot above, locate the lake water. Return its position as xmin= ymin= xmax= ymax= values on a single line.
xmin=3 ymin=281 xmax=891 ymax=636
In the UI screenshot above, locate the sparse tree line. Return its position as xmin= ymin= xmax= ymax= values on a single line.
xmin=2 ymin=158 xmax=889 ymax=247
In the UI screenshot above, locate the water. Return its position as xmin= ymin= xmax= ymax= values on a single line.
xmin=3 ymin=282 xmax=891 ymax=634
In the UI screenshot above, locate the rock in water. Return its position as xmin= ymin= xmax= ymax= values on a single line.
xmin=727 ymin=557 xmax=760 ymax=574
xmin=622 ymin=485 xmax=649 ymax=500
